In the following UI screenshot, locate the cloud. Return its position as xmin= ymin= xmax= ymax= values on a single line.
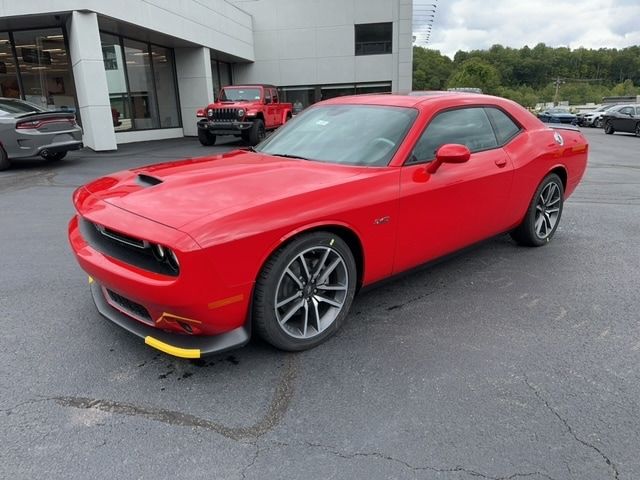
xmin=413 ymin=0 xmax=640 ymax=58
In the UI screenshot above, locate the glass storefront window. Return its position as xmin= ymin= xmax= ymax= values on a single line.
xmin=101 ymin=32 xmax=181 ymax=131
xmin=123 ymin=38 xmax=159 ymax=130
xmin=0 ymin=33 xmax=20 ymax=99
xmin=13 ymin=28 xmax=76 ymax=111
xmin=101 ymin=32 xmax=131 ymax=131
xmin=210 ymin=57 xmax=233 ymax=100
xmin=151 ymin=45 xmax=180 ymax=128
xmin=280 ymin=87 xmax=315 ymax=114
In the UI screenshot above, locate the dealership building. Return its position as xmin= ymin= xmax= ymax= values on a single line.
xmin=0 ymin=0 xmax=413 ymax=151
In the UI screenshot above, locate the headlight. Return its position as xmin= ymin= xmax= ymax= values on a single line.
xmin=207 ymin=108 xmax=213 ymax=117
xmin=151 ymin=243 xmax=179 ymax=274
xmin=237 ymin=108 xmax=245 ymax=118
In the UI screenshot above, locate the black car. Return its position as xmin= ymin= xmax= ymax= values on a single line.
xmin=602 ymin=104 xmax=640 ymax=136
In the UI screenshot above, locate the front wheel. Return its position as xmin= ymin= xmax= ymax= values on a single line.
xmin=253 ymin=232 xmax=357 ymax=351
xmin=604 ymin=121 xmax=615 ymax=134
xmin=594 ymin=118 xmax=603 ymax=128
xmin=511 ymin=173 xmax=564 ymax=247
xmin=247 ymin=119 xmax=266 ymax=146
xmin=198 ymin=128 xmax=216 ymax=146
xmin=635 ymin=122 xmax=640 ymax=137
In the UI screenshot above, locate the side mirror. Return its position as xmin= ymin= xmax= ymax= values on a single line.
xmin=426 ymin=144 xmax=470 ymax=174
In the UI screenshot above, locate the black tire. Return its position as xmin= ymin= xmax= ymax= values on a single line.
xmin=198 ymin=128 xmax=216 ymax=146
xmin=253 ymin=232 xmax=357 ymax=351
xmin=42 ymin=151 xmax=67 ymax=162
xmin=510 ymin=173 xmax=564 ymax=247
xmin=635 ymin=122 xmax=640 ymax=137
xmin=604 ymin=121 xmax=614 ymax=134
xmin=594 ymin=118 xmax=603 ymax=128
xmin=0 ymin=146 xmax=9 ymax=171
xmin=247 ymin=119 xmax=266 ymax=146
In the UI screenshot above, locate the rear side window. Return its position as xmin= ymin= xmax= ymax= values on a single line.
xmin=485 ymin=107 xmax=521 ymax=145
xmin=410 ymin=107 xmax=498 ymax=163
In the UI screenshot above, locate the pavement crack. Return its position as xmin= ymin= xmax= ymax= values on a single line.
xmin=54 ymin=355 xmax=298 ymax=441
xmin=269 ymin=440 xmax=556 ymax=480
xmin=524 ymin=377 xmax=619 ymax=480
xmin=1 ymin=397 xmax=54 ymax=414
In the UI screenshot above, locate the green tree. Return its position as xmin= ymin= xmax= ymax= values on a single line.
xmin=447 ymin=58 xmax=501 ymax=94
xmin=412 ymin=46 xmax=454 ymax=90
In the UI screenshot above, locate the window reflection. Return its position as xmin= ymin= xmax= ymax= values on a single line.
xmin=0 ymin=33 xmax=20 ymax=99
xmin=13 ymin=29 xmax=76 ymax=111
xmin=101 ymin=32 xmax=181 ymax=131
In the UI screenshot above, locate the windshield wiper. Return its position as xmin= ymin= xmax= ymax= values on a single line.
xmin=269 ymin=153 xmax=311 ymax=160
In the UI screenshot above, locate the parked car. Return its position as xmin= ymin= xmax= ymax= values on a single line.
xmin=69 ymin=93 xmax=588 ymax=358
xmin=0 ymin=97 xmax=83 ymax=171
xmin=576 ymin=104 xmax=616 ymax=127
xmin=537 ymin=107 xmax=577 ymax=124
xmin=601 ymin=104 xmax=640 ymax=136
xmin=196 ymin=84 xmax=293 ymax=146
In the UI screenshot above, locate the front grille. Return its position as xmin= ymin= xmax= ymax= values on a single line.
xmin=78 ymin=218 xmax=179 ymax=277
xmin=209 ymin=108 xmax=240 ymax=121
xmin=105 ymin=288 xmax=153 ymax=324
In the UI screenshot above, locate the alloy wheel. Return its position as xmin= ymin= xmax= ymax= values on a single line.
xmin=534 ymin=182 xmax=561 ymax=239
xmin=274 ymin=246 xmax=348 ymax=339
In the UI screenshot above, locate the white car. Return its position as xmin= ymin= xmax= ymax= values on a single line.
xmin=580 ymin=104 xmax=617 ymax=128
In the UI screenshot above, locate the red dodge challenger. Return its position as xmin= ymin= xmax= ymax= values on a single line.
xmin=68 ymin=93 xmax=588 ymax=358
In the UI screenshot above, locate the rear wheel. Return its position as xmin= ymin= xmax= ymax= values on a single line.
xmin=511 ymin=173 xmax=564 ymax=247
xmin=0 ymin=146 xmax=9 ymax=171
xmin=247 ymin=119 xmax=266 ymax=146
xmin=198 ymin=128 xmax=216 ymax=146
xmin=253 ymin=232 xmax=357 ymax=351
xmin=604 ymin=121 xmax=615 ymax=134
xmin=42 ymin=151 xmax=67 ymax=162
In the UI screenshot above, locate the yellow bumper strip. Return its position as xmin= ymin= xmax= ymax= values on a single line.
xmin=144 ymin=336 xmax=201 ymax=359
xmin=88 ymin=276 xmax=94 ymax=284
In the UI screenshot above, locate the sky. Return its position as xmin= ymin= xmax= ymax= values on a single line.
xmin=413 ymin=0 xmax=640 ymax=58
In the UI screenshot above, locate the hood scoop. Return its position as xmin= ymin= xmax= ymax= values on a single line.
xmin=136 ymin=173 xmax=163 ymax=187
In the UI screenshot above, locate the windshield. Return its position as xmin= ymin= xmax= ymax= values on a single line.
xmin=220 ymin=88 xmax=262 ymax=102
xmin=256 ymin=104 xmax=418 ymax=167
xmin=0 ymin=98 xmax=45 ymax=115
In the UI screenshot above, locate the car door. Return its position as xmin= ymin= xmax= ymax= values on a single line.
xmin=270 ymin=88 xmax=283 ymax=127
xmin=394 ymin=106 xmax=515 ymax=273
xmin=613 ymin=106 xmax=635 ymax=132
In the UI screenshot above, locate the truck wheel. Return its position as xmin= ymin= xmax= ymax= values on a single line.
xmin=0 ymin=146 xmax=10 ymax=171
xmin=198 ymin=129 xmax=216 ymax=146
xmin=248 ymin=119 xmax=266 ymax=146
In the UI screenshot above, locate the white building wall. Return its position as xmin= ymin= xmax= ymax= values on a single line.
xmin=0 ymin=0 xmax=255 ymax=61
xmin=232 ymin=0 xmax=412 ymax=92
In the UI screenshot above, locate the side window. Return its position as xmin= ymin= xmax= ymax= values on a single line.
xmin=409 ymin=107 xmax=498 ymax=164
xmin=635 ymin=106 xmax=640 ymax=115
xmin=264 ymin=89 xmax=272 ymax=104
xmin=485 ymin=107 xmax=521 ymax=145
xmin=620 ymin=106 xmax=633 ymax=115
xmin=271 ymin=89 xmax=278 ymax=103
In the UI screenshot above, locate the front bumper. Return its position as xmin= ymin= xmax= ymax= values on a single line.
xmin=90 ymin=280 xmax=249 ymax=358
xmin=198 ymin=119 xmax=253 ymax=135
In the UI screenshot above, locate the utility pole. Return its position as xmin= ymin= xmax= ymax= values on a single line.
xmin=553 ymin=77 xmax=561 ymax=105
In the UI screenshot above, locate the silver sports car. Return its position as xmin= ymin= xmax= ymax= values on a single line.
xmin=0 ymin=97 xmax=83 ymax=171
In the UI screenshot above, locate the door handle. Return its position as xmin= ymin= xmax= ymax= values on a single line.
xmin=495 ymin=157 xmax=507 ymax=168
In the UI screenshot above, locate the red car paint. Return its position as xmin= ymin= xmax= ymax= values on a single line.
xmin=68 ymin=93 xmax=588 ymax=355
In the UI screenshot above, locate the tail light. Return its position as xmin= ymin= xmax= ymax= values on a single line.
xmin=16 ymin=117 xmax=77 ymax=129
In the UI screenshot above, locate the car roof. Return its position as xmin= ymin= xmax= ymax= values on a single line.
xmin=321 ymin=92 xmax=494 ymax=108
xmin=222 ymin=84 xmax=276 ymax=89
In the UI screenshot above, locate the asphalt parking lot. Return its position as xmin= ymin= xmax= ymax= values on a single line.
xmin=2 ymin=128 xmax=639 ymax=480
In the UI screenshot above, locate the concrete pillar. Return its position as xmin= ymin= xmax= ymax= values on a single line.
xmin=175 ymin=47 xmax=214 ymax=136
xmin=66 ymin=11 xmax=117 ymax=151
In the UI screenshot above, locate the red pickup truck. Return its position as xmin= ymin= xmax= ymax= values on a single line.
xmin=197 ymin=84 xmax=293 ymax=146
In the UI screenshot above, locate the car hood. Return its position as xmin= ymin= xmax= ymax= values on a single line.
xmin=82 ymin=150 xmax=367 ymax=230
